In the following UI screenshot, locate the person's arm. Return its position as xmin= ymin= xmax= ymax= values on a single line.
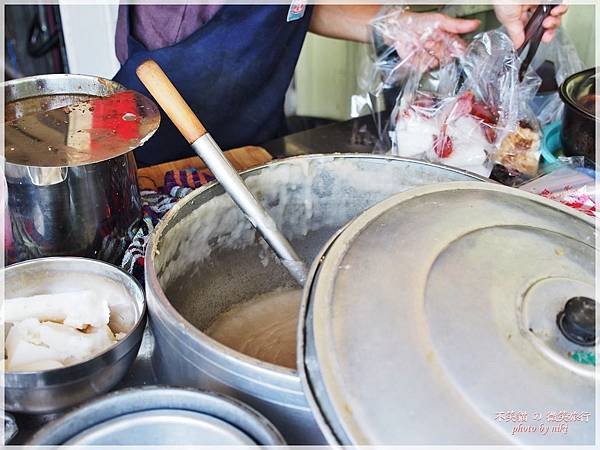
xmin=309 ymin=5 xmax=380 ymax=43
xmin=310 ymin=6 xmax=480 ymax=71
xmin=310 ymin=6 xmax=480 ymax=45
xmin=312 ymin=4 xmax=569 ymax=49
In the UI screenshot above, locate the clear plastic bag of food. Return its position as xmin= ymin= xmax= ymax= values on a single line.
xmin=529 ymin=28 xmax=584 ymax=127
xmin=426 ymin=30 xmax=542 ymax=178
xmin=365 ymin=9 xmax=543 ymax=178
xmin=362 ymin=6 xmax=465 ymax=153
xmin=519 ymin=157 xmax=596 ymax=217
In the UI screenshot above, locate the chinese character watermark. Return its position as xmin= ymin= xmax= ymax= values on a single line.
xmin=494 ymin=410 xmax=592 ymax=436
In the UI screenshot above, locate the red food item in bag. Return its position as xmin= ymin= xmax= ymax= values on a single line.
xmin=468 ymin=96 xmax=499 ymax=144
xmin=470 ymin=101 xmax=499 ymax=125
xmin=432 ymin=125 xmax=454 ymax=158
xmin=539 ymin=187 xmax=596 ymax=217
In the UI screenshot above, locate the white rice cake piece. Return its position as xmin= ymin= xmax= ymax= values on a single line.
xmin=6 ymin=318 xmax=46 ymax=354
xmin=37 ymin=322 xmax=116 ymax=365
xmin=5 ymin=318 xmax=116 ymax=370
xmin=4 ymin=290 xmax=110 ymax=329
xmin=6 ymin=341 xmax=63 ymax=371
xmin=5 ymin=319 xmax=62 ymax=370
xmin=10 ymin=359 xmax=64 ymax=372
xmin=101 ymin=291 xmax=136 ymax=334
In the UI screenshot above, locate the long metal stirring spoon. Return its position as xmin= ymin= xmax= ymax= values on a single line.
xmin=136 ymin=60 xmax=308 ymax=285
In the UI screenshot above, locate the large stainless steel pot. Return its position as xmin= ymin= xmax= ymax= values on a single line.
xmin=299 ymin=182 xmax=595 ymax=445
xmin=4 ymin=74 xmax=159 ymax=264
xmin=144 ymin=154 xmax=488 ymax=444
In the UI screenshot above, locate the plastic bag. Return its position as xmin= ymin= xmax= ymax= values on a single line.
xmin=529 ymin=28 xmax=584 ymax=127
xmin=519 ymin=157 xmax=596 ymax=217
xmin=368 ymin=6 xmax=465 ymax=92
xmin=394 ymin=29 xmax=542 ymax=177
xmin=364 ymin=9 xmax=543 ymax=178
xmin=359 ymin=6 xmax=465 ymax=152
xmin=461 ymin=30 xmax=542 ymax=177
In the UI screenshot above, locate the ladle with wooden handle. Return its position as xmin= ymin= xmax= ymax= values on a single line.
xmin=136 ymin=59 xmax=308 ymax=285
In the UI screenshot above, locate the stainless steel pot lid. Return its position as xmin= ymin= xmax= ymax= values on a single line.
xmin=5 ymin=90 xmax=160 ymax=167
xmin=28 ymin=386 xmax=286 ymax=445
xmin=300 ymin=181 xmax=595 ymax=445
xmin=65 ymin=410 xmax=255 ymax=445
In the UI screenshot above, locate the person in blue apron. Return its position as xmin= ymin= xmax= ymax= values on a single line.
xmin=114 ymin=4 xmax=567 ymax=166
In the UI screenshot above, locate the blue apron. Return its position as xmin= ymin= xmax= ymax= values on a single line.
xmin=114 ymin=5 xmax=313 ymax=166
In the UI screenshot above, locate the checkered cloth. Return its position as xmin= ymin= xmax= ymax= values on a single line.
xmin=121 ymin=167 xmax=215 ymax=282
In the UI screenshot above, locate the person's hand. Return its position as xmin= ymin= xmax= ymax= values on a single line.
xmin=380 ymin=11 xmax=480 ymax=72
xmin=493 ymin=3 xmax=568 ymax=48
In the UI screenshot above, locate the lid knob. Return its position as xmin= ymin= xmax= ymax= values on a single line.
xmin=557 ymin=297 xmax=596 ymax=347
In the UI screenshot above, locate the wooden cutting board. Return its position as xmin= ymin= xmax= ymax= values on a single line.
xmin=137 ymin=145 xmax=272 ymax=190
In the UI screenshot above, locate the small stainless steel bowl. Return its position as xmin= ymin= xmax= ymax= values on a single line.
xmin=28 ymin=386 xmax=286 ymax=445
xmin=3 ymin=257 xmax=146 ymax=414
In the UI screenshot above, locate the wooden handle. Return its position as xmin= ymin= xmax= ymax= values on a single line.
xmin=136 ymin=60 xmax=207 ymax=144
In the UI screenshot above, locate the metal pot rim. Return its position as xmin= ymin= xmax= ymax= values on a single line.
xmin=27 ymin=385 xmax=286 ymax=445
xmin=4 ymin=74 xmax=160 ymax=168
xmin=144 ymin=154 xmax=489 ymax=378
xmin=3 ymin=256 xmax=147 ymax=386
xmin=2 ymin=73 xmax=123 ymax=90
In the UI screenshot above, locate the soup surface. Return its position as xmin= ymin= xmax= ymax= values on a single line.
xmin=206 ymin=288 xmax=302 ymax=369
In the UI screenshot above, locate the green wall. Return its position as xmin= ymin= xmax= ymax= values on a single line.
xmin=563 ymin=4 xmax=596 ymax=68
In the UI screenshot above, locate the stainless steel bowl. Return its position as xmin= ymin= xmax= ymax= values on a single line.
xmin=28 ymin=386 xmax=286 ymax=445
xmin=3 ymin=257 xmax=146 ymax=414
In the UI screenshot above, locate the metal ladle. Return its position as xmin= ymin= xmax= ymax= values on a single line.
xmin=136 ymin=60 xmax=308 ymax=285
